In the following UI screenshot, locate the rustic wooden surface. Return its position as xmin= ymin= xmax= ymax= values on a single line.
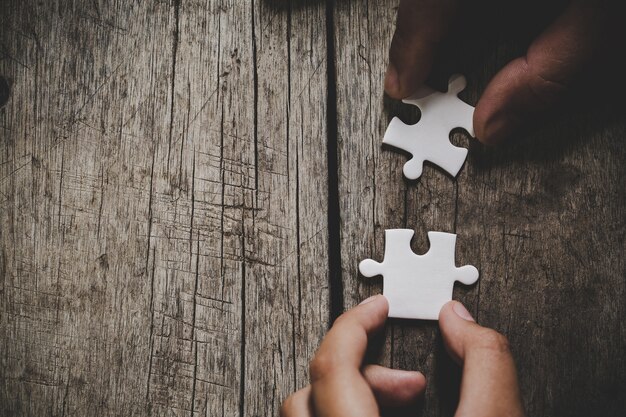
xmin=1 ymin=1 xmax=624 ymax=416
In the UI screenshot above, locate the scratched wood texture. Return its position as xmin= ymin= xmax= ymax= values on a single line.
xmin=1 ymin=1 xmax=625 ymax=417
xmin=0 ymin=0 xmax=328 ymax=416
xmin=334 ymin=2 xmax=625 ymax=417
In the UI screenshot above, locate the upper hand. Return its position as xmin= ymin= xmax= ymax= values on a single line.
xmin=384 ymin=0 xmax=613 ymax=144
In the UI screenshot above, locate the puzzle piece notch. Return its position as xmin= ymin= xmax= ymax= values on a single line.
xmin=383 ymin=74 xmax=475 ymax=180
xmin=359 ymin=229 xmax=479 ymax=320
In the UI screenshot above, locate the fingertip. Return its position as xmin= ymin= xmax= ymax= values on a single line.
xmin=473 ymin=99 xmax=514 ymax=145
xmin=357 ymin=293 xmax=388 ymax=310
xmin=393 ymin=369 xmax=427 ymax=392
xmin=280 ymin=386 xmax=312 ymax=417
xmin=394 ymin=371 xmax=427 ymax=403
xmin=438 ymin=301 xmax=476 ymax=364
xmin=351 ymin=294 xmax=389 ymax=330
xmin=413 ymin=370 xmax=427 ymax=391
xmin=384 ymin=72 xmax=418 ymax=100
xmin=439 ymin=300 xmax=460 ymax=321
xmin=363 ymin=366 xmax=427 ymax=406
xmin=453 ymin=301 xmax=475 ymax=322
xmin=368 ymin=294 xmax=390 ymax=320
xmin=472 ymin=105 xmax=490 ymax=145
xmin=385 ymin=0 xmax=456 ymax=100
xmin=384 ymin=67 xmax=421 ymax=100
xmin=439 ymin=301 xmax=476 ymax=325
xmin=384 ymin=63 xmax=402 ymax=99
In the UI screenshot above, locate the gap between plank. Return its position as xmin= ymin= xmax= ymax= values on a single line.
xmin=325 ymin=0 xmax=344 ymax=324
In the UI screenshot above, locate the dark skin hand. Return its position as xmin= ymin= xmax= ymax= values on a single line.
xmin=384 ymin=0 xmax=613 ymax=144
xmin=280 ymin=296 xmax=525 ymax=417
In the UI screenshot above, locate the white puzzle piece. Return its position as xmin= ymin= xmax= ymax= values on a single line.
xmin=359 ymin=230 xmax=479 ymax=320
xmin=383 ymin=74 xmax=475 ymax=179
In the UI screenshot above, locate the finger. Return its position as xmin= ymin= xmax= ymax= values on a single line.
xmin=280 ymin=386 xmax=314 ymax=417
xmin=311 ymin=295 xmax=389 ymax=375
xmin=362 ymin=365 xmax=426 ymax=407
xmin=280 ymin=366 xmax=425 ymax=416
xmin=385 ymin=0 xmax=458 ymax=99
xmin=474 ymin=1 xmax=611 ymax=144
xmin=439 ymin=302 xmax=524 ymax=417
xmin=309 ymin=295 xmax=389 ymax=417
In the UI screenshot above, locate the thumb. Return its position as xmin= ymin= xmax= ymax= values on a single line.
xmin=474 ymin=1 xmax=611 ymax=144
xmin=439 ymin=302 xmax=525 ymax=417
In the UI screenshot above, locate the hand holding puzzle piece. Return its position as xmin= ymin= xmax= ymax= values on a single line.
xmin=383 ymin=74 xmax=475 ymax=179
xmin=359 ymin=230 xmax=478 ymax=320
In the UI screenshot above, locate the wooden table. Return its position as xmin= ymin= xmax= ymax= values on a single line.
xmin=1 ymin=1 xmax=624 ymax=416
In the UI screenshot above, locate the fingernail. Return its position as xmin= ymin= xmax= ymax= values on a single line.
xmin=384 ymin=63 xmax=399 ymax=95
xmin=359 ymin=295 xmax=378 ymax=305
xmin=452 ymin=302 xmax=475 ymax=322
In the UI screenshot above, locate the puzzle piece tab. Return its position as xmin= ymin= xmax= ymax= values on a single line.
xmin=383 ymin=74 xmax=475 ymax=179
xmin=359 ymin=230 xmax=479 ymax=320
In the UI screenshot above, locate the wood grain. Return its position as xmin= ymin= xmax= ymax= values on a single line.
xmin=1 ymin=1 xmax=625 ymax=416
xmin=0 ymin=1 xmax=328 ymax=416
xmin=243 ymin=0 xmax=328 ymax=416
xmin=334 ymin=2 xmax=626 ymax=417
xmin=333 ymin=1 xmax=465 ymax=414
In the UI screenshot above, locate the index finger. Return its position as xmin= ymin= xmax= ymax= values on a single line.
xmin=385 ymin=0 xmax=458 ymax=99
xmin=309 ymin=295 xmax=389 ymax=417
xmin=311 ymin=295 xmax=389 ymax=378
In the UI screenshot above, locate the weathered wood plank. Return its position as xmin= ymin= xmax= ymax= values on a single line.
xmin=284 ymin=0 xmax=330 ymax=389
xmin=333 ymin=1 xmax=464 ymax=414
xmin=457 ymin=111 xmax=626 ymax=417
xmin=0 ymin=1 xmax=247 ymax=416
xmin=335 ymin=2 xmax=625 ymax=417
xmin=243 ymin=1 xmax=328 ymax=415
xmin=333 ymin=0 xmax=403 ymax=309
xmin=1 ymin=1 xmax=178 ymax=415
xmin=1 ymin=0 xmax=330 ymax=416
xmin=332 ymin=0 xmax=398 ymax=389
xmin=143 ymin=1 xmax=253 ymax=416
xmin=2 ymin=1 xmax=624 ymax=416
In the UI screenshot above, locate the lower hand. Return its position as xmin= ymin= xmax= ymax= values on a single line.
xmin=280 ymin=295 xmax=524 ymax=417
